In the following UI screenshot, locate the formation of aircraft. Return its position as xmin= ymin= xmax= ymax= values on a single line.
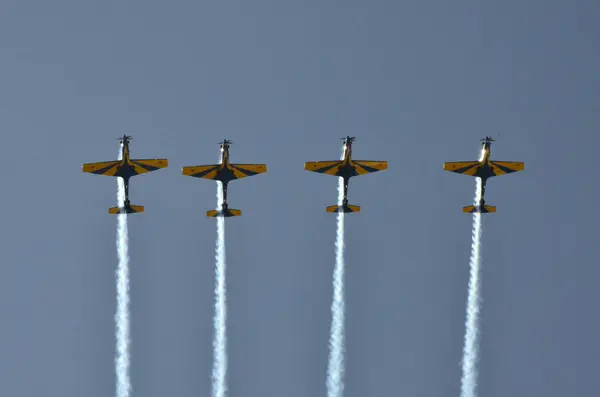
xmin=304 ymin=136 xmax=388 ymax=213
xmin=182 ymin=139 xmax=267 ymax=217
xmin=82 ymin=135 xmax=523 ymax=216
xmin=443 ymin=136 xmax=524 ymax=213
xmin=81 ymin=135 xmax=168 ymax=214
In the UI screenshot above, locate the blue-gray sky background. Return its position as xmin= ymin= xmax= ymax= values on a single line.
xmin=0 ymin=1 xmax=598 ymax=396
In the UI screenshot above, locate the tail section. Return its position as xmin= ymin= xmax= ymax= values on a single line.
xmin=206 ymin=208 xmax=242 ymax=218
xmin=462 ymin=204 xmax=496 ymax=214
xmin=109 ymin=203 xmax=144 ymax=215
xmin=326 ymin=203 xmax=361 ymax=213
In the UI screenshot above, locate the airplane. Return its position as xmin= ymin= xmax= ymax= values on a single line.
xmin=181 ymin=139 xmax=267 ymax=217
xmin=82 ymin=135 xmax=169 ymax=214
xmin=443 ymin=136 xmax=524 ymax=213
xmin=304 ymin=136 xmax=388 ymax=213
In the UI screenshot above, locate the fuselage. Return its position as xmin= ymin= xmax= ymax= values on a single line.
xmin=476 ymin=141 xmax=493 ymax=205
xmin=342 ymin=142 xmax=352 ymax=164
xmin=337 ymin=142 xmax=359 ymax=178
xmin=220 ymin=144 xmax=230 ymax=167
xmin=116 ymin=138 xmax=134 ymax=171
xmin=116 ymin=138 xmax=134 ymax=202
xmin=480 ymin=142 xmax=491 ymax=163
xmin=336 ymin=141 xmax=357 ymax=203
xmin=215 ymin=144 xmax=236 ymax=185
xmin=120 ymin=139 xmax=131 ymax=163
xmin=470 ymin=142 xmax=496 ymax=181
xmin=216 ymin=143 xmax=234 ymax=206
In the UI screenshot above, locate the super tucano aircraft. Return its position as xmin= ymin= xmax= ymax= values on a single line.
xmin=82 ymin=135 xmax=169 ymax=214
xmin=182 ymin=139 xmax=267 ymax=217
xmin=443 ymin=136 xmax=524 ymax=213
xmin=304 ymin=136 xmax=388 ymax=213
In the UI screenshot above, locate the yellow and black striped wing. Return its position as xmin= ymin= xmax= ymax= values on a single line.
xmin=129 ymin=158 xmax=168 ymax=175
xmin=489 ymin=161 xmax=524 ymax=176
xmin=352 ymin=160 xmax=388 ymax=175
xmin=182 ymin=164 xmax=220 ymax=179
xmin=228 ymin=163 xmax=267 ymax=179
xmin=304 ymin=160 xmax=344 ymax=176
xmin=82 ymin=160 xmax=121 ymax=176
xmin=443 ymin=161 xmax=481 ymax=176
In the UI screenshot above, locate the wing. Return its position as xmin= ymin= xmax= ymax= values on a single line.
xmin=352 ymin=160 xmax=388 ymax=175
xmin=443 ymin=161 xmax=482 ymax=176
xmin=182 ymin=164 xmax=221 ymax=179
xmin=129 ymin=158 xmax=169 ymax=175
xmin=304 ymin=160 xmax=344 ymax=176
xmin=82 ymin=160 xmax=121 ymax=176
xmin=489 ymin=161 xmax=524 ymax=176
xmin=229 ymin=163 xmax=267 ymax=179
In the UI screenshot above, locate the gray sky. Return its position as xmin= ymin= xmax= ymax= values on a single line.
xmin=0 ymin=1 xmax=599 ymax=396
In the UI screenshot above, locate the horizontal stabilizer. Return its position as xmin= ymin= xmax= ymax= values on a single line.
xmin=462 ymin=204 xmax=496 ymax=214
xmin=109 ymin=204 xmax=145 ymax=215
xmin=326 ymin=204 xmax=361 ymax=213
xmin=206 ymin=208 xmax=242 ymax=218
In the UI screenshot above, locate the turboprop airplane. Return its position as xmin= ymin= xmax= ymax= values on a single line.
xmin=443 ymin=136 xmax=524 ymax=213
xmin=304 ymin=136 xmax=388 ymax=213
xmin=82 ymin=135 xmax=169 ymax=214
xmin=181 ymin=139 xmax=267 ymax=217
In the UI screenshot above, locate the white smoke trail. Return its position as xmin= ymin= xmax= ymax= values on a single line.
xmin=115 ymin=147 xmax=131 ymax=397
xmin=327 ymin=150 xmax=346 ymax=397
xmin=212 ymin=181 xmax=228 ymax=397
xmin=459 ymin=176 xmax=484 ymax=397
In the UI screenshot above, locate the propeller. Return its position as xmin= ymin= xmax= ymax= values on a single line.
xmin=117 ymin=135 xmax=132 ymax=141
xmin=219 ymin=139 xmax=233 ymax=145
xmin=481 ymin=136 xmax=495 ymax=143
xmin=340 ymin=136 xmax=356 ymax=143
